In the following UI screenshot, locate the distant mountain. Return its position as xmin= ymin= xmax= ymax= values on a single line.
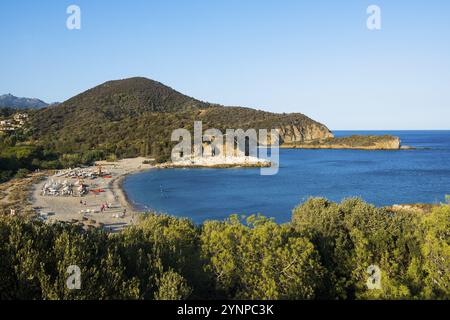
xmin=30 ymin=77 xmax=333 ymax=161
xmin=0 ymin=94 xmax=49 ymax=109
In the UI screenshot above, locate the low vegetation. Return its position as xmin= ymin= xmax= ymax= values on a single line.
xmin=0 ymin=172 xmax=45 ymax=216
xmin=285 ymin=135 xmax=400 ymax=149
xmin=321 ymin=135 xmax=397 ymax=146
xmin=0 ymin=198 xmax=448 ymax=300
xmin=0 ymin=122 xmax=105 ymax=182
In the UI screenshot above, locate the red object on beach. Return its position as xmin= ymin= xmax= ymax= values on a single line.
xmin=91 ymin=189 xmax=106 ymax=193
xmin=103 ymin=175 xmax=113 ymax=179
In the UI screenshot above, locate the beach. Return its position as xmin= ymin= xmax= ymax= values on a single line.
xmin=156 ymin=155 xmax=271 ymax=168
xmin=29 ymin=155 xmax=274 ymax=231
xmin=31 ymin=157 xmax=153 ymax=232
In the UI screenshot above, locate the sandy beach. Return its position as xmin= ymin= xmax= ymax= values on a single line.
xmin=156 ymin=155 xmax=271 ymax=168
xmin=31 ymin=157 xmax=153 ymax=232
xmin=29 ymin=155 xmax=272 ymax=232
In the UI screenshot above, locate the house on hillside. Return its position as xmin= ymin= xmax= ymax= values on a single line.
xmin=13 ymin=113 xmax=29 ymax=125
xmin=0 ymin=113 xmax=29 ymax=132
xmin=0 ymin=119 xmax=14 ymax=132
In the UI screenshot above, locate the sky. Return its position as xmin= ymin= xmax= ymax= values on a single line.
xmin=1 ymin=0 xmax=449 ymax=130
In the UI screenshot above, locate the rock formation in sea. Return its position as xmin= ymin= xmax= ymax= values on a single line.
xmin=281 ymin=135 xmax=402 ymax=150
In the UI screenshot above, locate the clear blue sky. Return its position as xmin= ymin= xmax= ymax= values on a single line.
xmin=1 ymin=0 xmax=449 ymax=130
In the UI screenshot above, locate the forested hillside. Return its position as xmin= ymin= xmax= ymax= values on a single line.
xmin=29 ymin=77 xmax=332 ymax=162
xmin=1 ymin=77 xmax=332 ymax=181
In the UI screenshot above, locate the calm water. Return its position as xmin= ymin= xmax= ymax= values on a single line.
xmin=123 ymin=131 xmax=450 ymax=223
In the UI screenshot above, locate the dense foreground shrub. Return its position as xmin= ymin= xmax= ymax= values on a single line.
xmin=0 ymin=199 xmax=448 ymax=300
xmin=292 ymin=198 xmax=449 ymax=299
xmin=201 ymin=215 xmax=325 ymax=299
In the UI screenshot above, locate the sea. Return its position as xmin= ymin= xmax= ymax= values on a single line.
xmin=123 ymin=131 xmax=450 ymax=223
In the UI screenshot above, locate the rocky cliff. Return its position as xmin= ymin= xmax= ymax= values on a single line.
xmin=276 ymin=124 xmax=334 ymax=144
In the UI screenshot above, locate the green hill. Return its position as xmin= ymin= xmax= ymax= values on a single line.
xmin=29 ymin=77 xmax=332 ymax=162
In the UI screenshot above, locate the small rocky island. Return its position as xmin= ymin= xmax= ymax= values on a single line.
xmin=281 ymin=135 xmax=404 ymax=150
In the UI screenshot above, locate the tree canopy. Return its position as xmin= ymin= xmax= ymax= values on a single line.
xmin=0 ymin=198 xmax=448 ymax=300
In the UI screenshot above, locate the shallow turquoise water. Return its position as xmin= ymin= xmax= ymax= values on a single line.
xmin=123 ymin=131 xmax=450 ymax=223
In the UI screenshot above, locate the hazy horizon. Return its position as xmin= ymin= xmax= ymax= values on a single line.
xmin=1 ymin=0 xmax=449 ymax=130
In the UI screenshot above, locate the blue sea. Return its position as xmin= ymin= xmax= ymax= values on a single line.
xmin=123 ymin=131 xmax=450 ymax=223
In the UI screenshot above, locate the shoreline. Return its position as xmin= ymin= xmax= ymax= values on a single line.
xmin=114 ymin=173 xmax=141 ymax=215
xmin=28 ymin=155 xmax=273 ymax=232
xmin=26 ymin=153 xmax=441 ymax=232
xmin=279 ymin=144 xmax=416 ymax=150
xmin=156 ymin=155 xmax=271 ymax=169
xmin=156 ymin=162 xmax=271 ymax=169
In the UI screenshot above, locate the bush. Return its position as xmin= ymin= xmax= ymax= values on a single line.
xmin=0 ymin=170 xmax=13 ymax=183
xmin=0 ymin=199 xmax=448 ymax=300
xmin=154 ymin=270 xmax=192 ymax=300
xmin=201 ymin=215 xmax=325 ymax=299
xmin=14 ymin=168 xmax=30 ymax=179
xmin=59 ymin=154 xmax=82 ymax=168
xmin=292 ymin=197 xmax=447 ymax=299
xmin=420 ymin=204 xmax=450 ymax=298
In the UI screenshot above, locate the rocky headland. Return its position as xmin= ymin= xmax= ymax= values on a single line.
xmin=280 ymin=135 xmax=404 ymax=150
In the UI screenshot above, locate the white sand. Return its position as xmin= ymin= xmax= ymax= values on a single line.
xmin=31 ymin=157 xmax=153 ymax=232
xmin=158 ymin=155 xmax=270 ymax=167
